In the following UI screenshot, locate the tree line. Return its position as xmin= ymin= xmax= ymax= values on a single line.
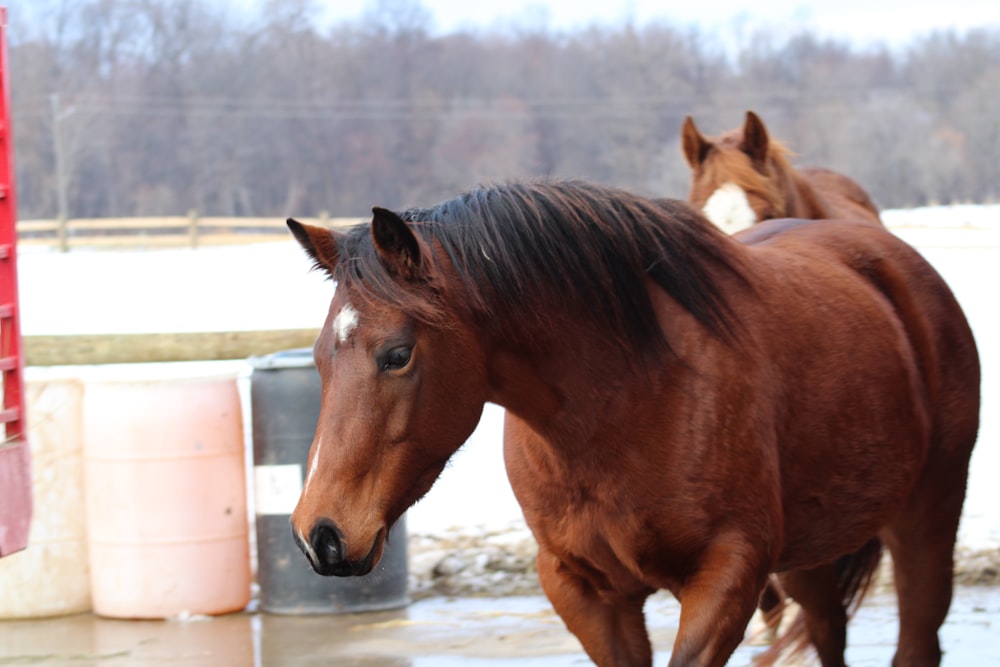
xmin=9 ymin=0 xmax=1000 ymax=221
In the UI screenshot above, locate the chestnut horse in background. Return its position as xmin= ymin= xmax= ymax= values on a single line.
xmin=682 ymin=110 xmax=882 ymax=234
xmin=287 ymin=180 xmax=978 ymax=667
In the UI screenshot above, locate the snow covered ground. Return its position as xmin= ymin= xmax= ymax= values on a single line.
xmin=15 ymin=204 xmax=1000 ymax=549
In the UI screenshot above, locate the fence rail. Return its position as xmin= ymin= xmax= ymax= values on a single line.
xmin=16 ymin=214 xmax=361 ymax=251
xmin=23 ymin=329 xmax=320 ymax=366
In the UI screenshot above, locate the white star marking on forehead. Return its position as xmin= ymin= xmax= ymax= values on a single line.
xmin=333 ymin=304 xmax=359 ymax=344
xmin=702 ymin=182 xmax=757 ymax=234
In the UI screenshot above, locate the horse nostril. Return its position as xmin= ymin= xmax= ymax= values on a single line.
xmin=320 ymin=529 xmax=340 ymax=563
xmin=310 ymin=519 xmax=345 ymax=568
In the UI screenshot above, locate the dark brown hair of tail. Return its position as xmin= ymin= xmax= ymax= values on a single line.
xmin=752 ymin=537 xmax=883 ymax=665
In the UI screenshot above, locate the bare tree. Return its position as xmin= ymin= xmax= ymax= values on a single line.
xmin=9 ymin=0 xmax=1000 ymax=219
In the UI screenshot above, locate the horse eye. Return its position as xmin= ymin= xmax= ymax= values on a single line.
xmin=382 ymin=346 xmax=412 ymax=372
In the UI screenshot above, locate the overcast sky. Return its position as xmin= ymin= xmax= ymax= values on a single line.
xmin=311 ymin=0 xmax=999 ymax=47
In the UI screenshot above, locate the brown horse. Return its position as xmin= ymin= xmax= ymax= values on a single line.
xmin=682 ymin=111 xmax=881 ymax=233
xmin=287 ymin=180 xmax=978 ymax=667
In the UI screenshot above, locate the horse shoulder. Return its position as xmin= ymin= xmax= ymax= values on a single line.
xmin=500 ymin=337 xmax=783 ymax=595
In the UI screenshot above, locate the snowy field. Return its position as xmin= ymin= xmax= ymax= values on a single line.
xmin=15 ymin=204 xmax=1000 ymax=549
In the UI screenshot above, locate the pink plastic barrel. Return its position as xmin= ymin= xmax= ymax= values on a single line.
xmin=83 ymin=363 xmax=250 ymax=619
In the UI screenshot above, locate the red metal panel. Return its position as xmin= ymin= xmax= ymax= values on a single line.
xmin=0 ymin=4 xmax=33 ymax=557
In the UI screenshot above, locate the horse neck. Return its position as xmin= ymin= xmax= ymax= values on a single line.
xmin=479 ymin=278 xmax=728 ymax=453
xmin=777 ymin=162 xmax=832 ymax=219
xmin=483 ymin=333 xmax=626 ymax=443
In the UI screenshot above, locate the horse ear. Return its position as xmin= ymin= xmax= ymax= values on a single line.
xmin=287 ymin=218 xmax=340 ymax=276
xmin=681 ymin=116 xmax=712 ymax=168
xmin=741 ymin=110 xmax=770 ymax=167
xmin=371 ymin=207 xmax=423 ymax=280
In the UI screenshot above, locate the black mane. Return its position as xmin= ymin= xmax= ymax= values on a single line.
xmin=335 ymin=180 xmax=748 ymax=357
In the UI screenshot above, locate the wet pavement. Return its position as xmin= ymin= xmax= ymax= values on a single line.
xmin=1 ymin=587 xmax=998 ymax=666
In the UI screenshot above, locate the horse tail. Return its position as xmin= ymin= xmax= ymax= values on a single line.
xmin=753 ymin=537 xmax=884 ymax=665
xmin=836 ymin=536 xmax=884 ymax=615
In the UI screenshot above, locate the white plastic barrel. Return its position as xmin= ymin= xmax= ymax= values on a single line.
xmin=0 ymin=371 xmax=90 ymax=618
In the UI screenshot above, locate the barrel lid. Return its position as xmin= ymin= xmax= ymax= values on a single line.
xmin=248 ymin=347 xmax=316 ymax=370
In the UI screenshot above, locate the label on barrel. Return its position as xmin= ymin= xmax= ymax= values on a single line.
xmin=254 ymin=464 xmax=303 ymax=516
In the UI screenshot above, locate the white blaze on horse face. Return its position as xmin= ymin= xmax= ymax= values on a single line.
xmin=703 ymin=182 xmax=757 ymax=234
xmin=333 ymin=303 xmax=359 ymax=345
xmin=304 ymin=436 xmax=323 ymax=494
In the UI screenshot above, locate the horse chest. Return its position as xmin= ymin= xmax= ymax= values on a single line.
xmin=528 ymin=497 xmax=693 ymax=597
xmin=543 ymin=518 xmax=644 ymax=592
xmin=505 ymin=427 xmax=710 ymax=596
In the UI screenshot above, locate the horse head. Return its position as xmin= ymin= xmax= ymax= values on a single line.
xmin=286 ymin=210 xmax=488 ymax=577
xmin=682 ymin=110 xmax=790 ymax=232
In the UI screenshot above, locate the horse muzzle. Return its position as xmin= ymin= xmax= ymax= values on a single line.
xmin=292 ymin=518 xmax=384 ymax=577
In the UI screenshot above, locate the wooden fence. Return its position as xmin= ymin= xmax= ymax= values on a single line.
xmin=15 ymin=215 xmax=348 ymax=364
xmin=23 ymin=329 xmax=320 ymax=366
xmin=16 ymin=213 xmax=361 ymax=251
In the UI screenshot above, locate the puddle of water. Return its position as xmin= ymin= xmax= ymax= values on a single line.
xmin=0 ymin=588 xmax=997 ymax=666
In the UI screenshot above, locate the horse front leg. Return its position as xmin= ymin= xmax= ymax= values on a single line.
xmin=669 ymin=538 xmax=771 ymax=667
xmin=537 ymin=545 xmax=654 ymax=667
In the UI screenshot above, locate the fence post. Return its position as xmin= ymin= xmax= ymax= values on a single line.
xmin=188 ymin=209 xmax=198 ymax=249
xmin=57 ymin=215 xmax=68 ymax=252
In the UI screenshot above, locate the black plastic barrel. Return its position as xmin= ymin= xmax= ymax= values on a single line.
xmin=249 ymin=348 xmax=409 ymax=614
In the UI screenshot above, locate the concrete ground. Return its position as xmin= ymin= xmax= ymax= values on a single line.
xmin=1 ymin=586 xmax=998 ymax=666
